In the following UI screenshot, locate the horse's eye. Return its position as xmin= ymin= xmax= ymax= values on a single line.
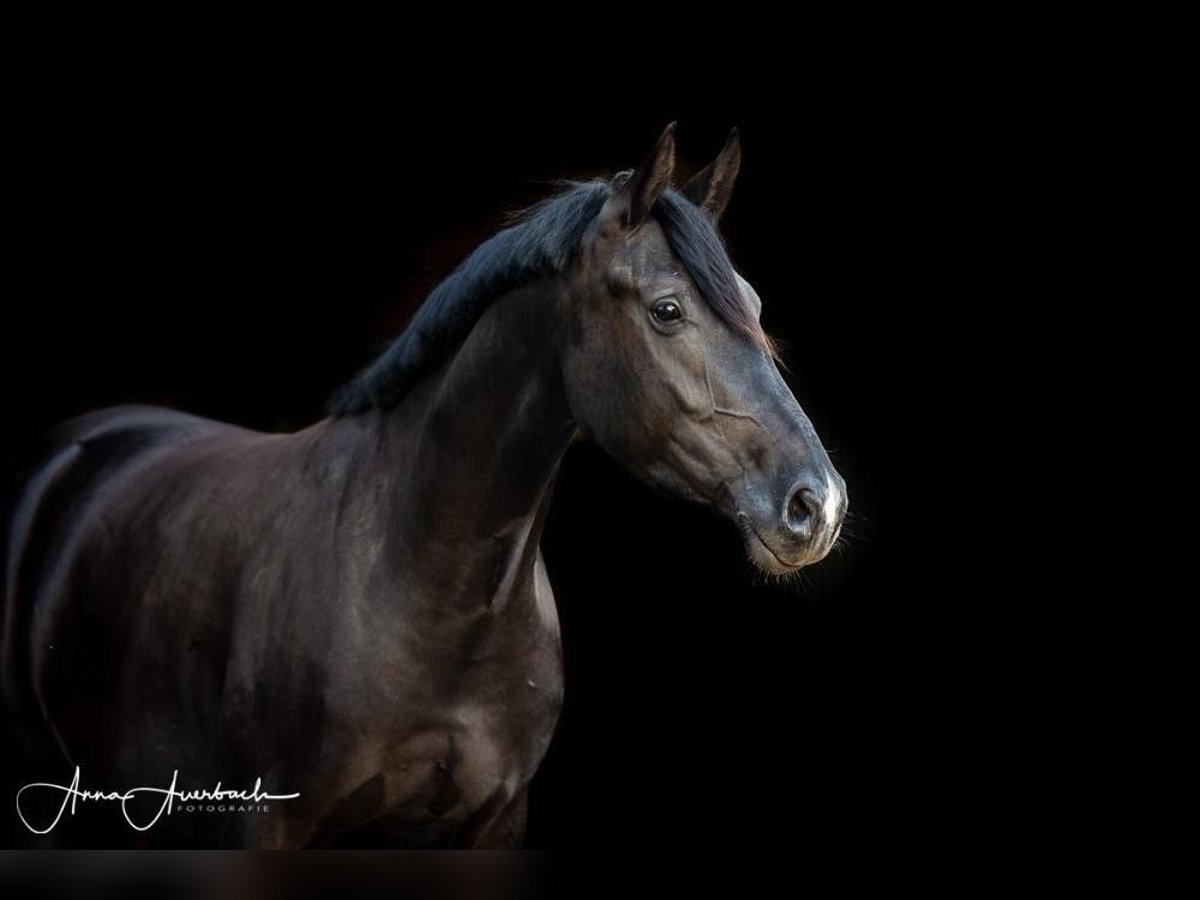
xmin=651 ymin=298 xmax=683 ymax=324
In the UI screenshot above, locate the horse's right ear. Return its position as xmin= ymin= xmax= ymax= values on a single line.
xmin=600 ymin=123 xmax=677 ymax=233
xmin=681 ymin=128 xmax=741 ymax=221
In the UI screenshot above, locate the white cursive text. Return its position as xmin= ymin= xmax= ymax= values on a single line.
xmin=15 ymin=766 xmax=300 ymax=834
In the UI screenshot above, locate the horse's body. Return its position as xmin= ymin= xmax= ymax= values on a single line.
xmin=5 ymin=327 xmax=565 ymax=847
xmin=2 ymin=127 xmax=846 ymax=846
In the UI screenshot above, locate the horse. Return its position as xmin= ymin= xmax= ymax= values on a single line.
xmin=1 ymin=125 xmax=846 ymax=847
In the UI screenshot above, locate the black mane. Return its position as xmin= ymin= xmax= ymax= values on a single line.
xmin=331 ymin=181 xmax=769 ymax=415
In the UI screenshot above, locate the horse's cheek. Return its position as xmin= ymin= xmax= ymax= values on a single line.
xmin=656 ymin=346 xmax=711 ymax=419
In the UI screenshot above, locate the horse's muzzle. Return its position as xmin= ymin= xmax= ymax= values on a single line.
xmin=737 ymin=470 xmax=846 ymax=574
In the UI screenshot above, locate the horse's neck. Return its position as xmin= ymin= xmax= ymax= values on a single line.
xmin=368 ymin=281 xmax=576 ymax=612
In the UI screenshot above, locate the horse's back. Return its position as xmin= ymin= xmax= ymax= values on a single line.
xmin=1 ymin=405 xmax=249 ymax=715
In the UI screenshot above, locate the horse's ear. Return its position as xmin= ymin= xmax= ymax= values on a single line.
xmin=681 ymin=128 xmax=741 ymax=220
xmin=601 ymin=122 xmax=677 ymax=232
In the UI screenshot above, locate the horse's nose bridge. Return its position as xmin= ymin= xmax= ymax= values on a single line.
xmin=794 ymin=409 xmax=835 ymax=475
xmin=718 ymin=355 xmax=835 ymax=487
xmin=759 ymin=383 xmax=826 ymax=470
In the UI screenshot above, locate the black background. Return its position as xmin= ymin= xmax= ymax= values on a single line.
xmin=3 ymin=49 xmax=1035 ymax=849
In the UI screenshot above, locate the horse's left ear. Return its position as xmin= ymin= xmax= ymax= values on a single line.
xmin=682 ymin=128 xmax=741 ymax=221
xmin=601 ymin=122 xmax=677 ymax=232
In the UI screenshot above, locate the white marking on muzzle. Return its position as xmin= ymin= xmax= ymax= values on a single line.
xmin=823 ymin=474 xmax=842 ymax=528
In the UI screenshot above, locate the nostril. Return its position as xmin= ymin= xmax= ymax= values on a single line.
xmin=787 ymin=490 xmax=809 ymax=524
xmin=786 ymin=487 xmax=819 ymax=535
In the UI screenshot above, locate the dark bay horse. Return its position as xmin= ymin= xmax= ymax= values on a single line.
xmin=1 ymin=126 xmax=846 ymax=847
